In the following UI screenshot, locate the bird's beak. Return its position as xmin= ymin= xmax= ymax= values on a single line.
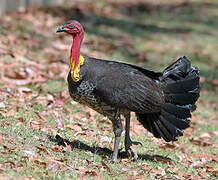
xmin=56 ymin=25 xmax=67 ymax=33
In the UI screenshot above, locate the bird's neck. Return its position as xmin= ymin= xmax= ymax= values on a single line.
xmin=70 ymin=32 xmax=85 ymax=82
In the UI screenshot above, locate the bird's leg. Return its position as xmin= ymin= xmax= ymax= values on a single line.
xmin=111 ymin=109 xmax=123 ymax=162
xmin=124 ymin=113 xmax=142 ymax=161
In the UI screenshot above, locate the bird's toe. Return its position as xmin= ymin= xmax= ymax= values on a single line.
xmin=127 ymin=147 xmax=138 ymax=161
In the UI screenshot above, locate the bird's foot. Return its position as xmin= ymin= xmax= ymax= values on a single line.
xmin=126 ymin=147 xmax=138 ymax=161
xmin=125 ymin=137 xmax=142 ymax=161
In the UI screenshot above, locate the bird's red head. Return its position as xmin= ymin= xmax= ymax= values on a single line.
xmin=56 ymin=20 xmax=85 ymax=82
xmin=56 ymin=20 xmax=84 ymax=36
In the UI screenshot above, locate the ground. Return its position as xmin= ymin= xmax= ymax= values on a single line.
xmin=0 ymin=0 xmax=217 ymax=179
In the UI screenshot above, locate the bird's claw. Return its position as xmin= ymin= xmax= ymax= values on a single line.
xmin=125 ymin=138 xmax=142 ymax=161
xmin=127 ymin=147 xmax=138 ymax=161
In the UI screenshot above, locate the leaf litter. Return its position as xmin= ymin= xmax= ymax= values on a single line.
xmin=0 ymin=0 xmax=218 ymax=179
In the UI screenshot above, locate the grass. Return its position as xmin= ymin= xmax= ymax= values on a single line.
xmin=0 ymin=0 xmax=218 ymax=179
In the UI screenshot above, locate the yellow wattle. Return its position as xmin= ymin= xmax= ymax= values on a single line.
xmin=70 ymin=55 xmax=85 ymax=82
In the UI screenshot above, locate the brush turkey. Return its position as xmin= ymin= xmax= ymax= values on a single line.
xmin=56 ymin=20 xmax=200 ymax=161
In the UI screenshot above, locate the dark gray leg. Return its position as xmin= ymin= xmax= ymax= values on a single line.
xmin=124 ymin=113 xmax=142 ymax=160
xmin=111 ymin=109 xmax=123 ymax=161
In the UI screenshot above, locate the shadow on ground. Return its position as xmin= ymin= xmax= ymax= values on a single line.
xmin=50 ymin=134 xmax=173 ymax=162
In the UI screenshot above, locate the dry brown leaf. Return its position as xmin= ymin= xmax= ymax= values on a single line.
xmin=4 ymin=68 xmax=26 ymax=80
xmin=142 ymin=165 xmax=152 ymax=172
xmin=51 ymin=146 xmax=64 ymax=153
xmin=159 ymin=143 xmax=176 ymax=150
xmin=189 ymin=137 xmax=211 ymax=146
xmin=84 ymin=170 xmax=99 ymax=177
xmin=31 ymin=121 xmax=41 ymax=130
xmin=30 ymin=157 xmax=47 ymax=168
xmin=205 ymin=166 xmax=218 ymax=173
xmin=17 ymin=117 xmax=25 ymax=122
xmin=66 ymin=124 xmax=83 ymax=133
xmin=4 ymin=161 xmax=15 ymax=168
xmin=101 ymin=161 xmax=111 ymax=172
xmin=198 ymin=171 xmax=208 ymax=178
xmin=154 ymin=156 xmax=174 ymax=165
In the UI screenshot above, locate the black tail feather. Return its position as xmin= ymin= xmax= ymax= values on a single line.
xmin=161 ymin=110 xmax=190 ymax=129
xmin=165 ymin=89 xmax=199 ymax=105
xmin=136 ymin=56 xmax=200 ymax=142
xmin=163 ymin=103 xmax=191 ymax=119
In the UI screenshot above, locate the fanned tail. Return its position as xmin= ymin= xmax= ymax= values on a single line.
xmin=136 ymin=56 xmax=200 ymax=142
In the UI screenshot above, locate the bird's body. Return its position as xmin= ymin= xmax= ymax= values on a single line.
xmin=67 ymin=55 xmax=164 ymax=118
xmin=57 ymin=20 xmax=200 ymax=161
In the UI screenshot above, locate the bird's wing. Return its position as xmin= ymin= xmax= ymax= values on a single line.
xmin=94 ymin=65 xmax=164 ymax=113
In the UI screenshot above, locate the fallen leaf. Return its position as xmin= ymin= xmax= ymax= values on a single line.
xmin=66 ymin=124 xmax=82 ymax=133
xmin=159 ymin=143 xmax=176 ymax=150
xmin=198 ymin=171 xmax=208 ymax=178
xmin=4 ymin=161 xmax=15 ymax=168
xmin=154 ymin=156 xmax=174 ymax=165
xmin=17 ymin=117 xmax=25 ymax=122
xmin=189 ymin=137 xmax=211 ymax=146
xmin=205 ymin=166 xmax=218 ymax=173
xmin=31 ymin=121 xmax=41 ymax=130
xmin=85 ymin=170 xmax=99 ymax=176
xmin=101 ymin=161 xmax=111 ymax=172
xmin=52 ymin=146 xmax=64 ymax=153
xmin=30 ymin=157 xmax=47 ymax=168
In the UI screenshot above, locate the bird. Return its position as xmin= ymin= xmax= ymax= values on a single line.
xmin=56 ymin=20 xmax=200 ymax=161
